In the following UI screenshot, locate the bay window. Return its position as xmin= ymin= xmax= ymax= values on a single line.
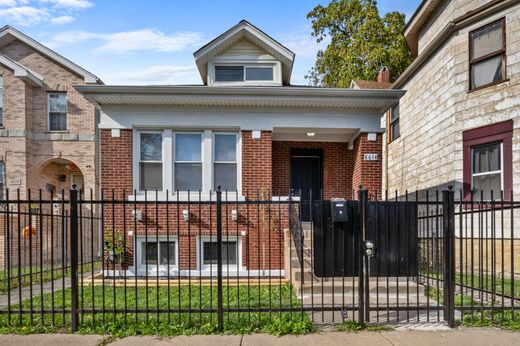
xmin=135 ymin=130 xmax=240 ymax=197
xmin=139 ymin=132 xmax=163 ymax=191
xmin=174 ymin=133 xmax=203 ymax=191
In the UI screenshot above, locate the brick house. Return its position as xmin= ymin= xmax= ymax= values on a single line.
xmin=77 ymin=21 xmax=403 ymax=276
xmin=381 ymin=0 xmax=520 ymax=203
xmin=0 ymin=26 xmax=103 ymax=199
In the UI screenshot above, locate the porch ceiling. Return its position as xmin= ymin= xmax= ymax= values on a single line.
xmin=272 ymin=127 xmax=358 ymax=143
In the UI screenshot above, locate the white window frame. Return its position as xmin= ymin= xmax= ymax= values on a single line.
xmin=173 ymin=131 xmax=204 ymax=193
xmin=212 ymin=132 xmax=239 ymax=191
xmin=47 ymin=92 xmax=68 ymax=132
xmin=132 ymin=129 xmax=242 ymax=201
xmin=197 ymin=235 xmax=242 ymax=271
xmin=470 ymin=142 xmax=504 ymax=199
xmin=208 ymin=61 xmax=282 ymax=86
xmin=136 ymin=130 xmax=164 ymax=193
xmin=135 ymin=235 xmax=179 ymax=271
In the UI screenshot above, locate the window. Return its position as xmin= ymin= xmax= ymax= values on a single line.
xmin=245 ymin=67 xmax=273 ymax=81
xmin=463 ymin=121 xmax=513 ymax=201
xmin=389 ymin=104 xmax=400 ymax=142
xmin=471 ymin=143 xmax=502 ymax=200
xmin=0 ymin=77 xmax=3 ymax=127
xmin=138 ymin=238 xmax=177 ymax=266
xmin=139 ymin=132 xmax=163 ymax=191
xmin=48 ymin=93 xmax=67 ymax=131
xmin=0 ymin=162 xmax=4 ymax=200
xmin=214 ymin=134 xmax=237 ymax=191
xmin=215 ymin=66 xmax=243 ymax=82
xmin=470 ymin=19 xmax=506 ymax=90
xmin=214 ymin=65 xmax=274 ymax=83
xmin=174 ymin=133 xmax=203 ymax=191
xmin=201 ymin=240 xmax=238 ymax=266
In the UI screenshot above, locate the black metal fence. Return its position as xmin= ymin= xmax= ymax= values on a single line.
xmin=0 ymin=187 xmax=518 ymax=333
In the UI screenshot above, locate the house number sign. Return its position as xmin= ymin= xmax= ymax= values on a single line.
xmin=363 ymin=154 xmax=379 ymax=161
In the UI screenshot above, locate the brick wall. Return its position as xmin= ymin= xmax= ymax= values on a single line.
xmin=272 ymin=141 xmax=354 ymax=199
xmin=241 ymin=131 xmax=272 ymax=197
xmin=352 ymin=134 xmax=383 ymax=199
xmin=100 ymin=129 xmax=133 ymax=198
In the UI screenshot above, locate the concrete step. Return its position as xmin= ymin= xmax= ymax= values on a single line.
xmin=298 ymin=293 xmax=437 ymax=306
xmin=298 ymin=280 xmax=426 ymax=295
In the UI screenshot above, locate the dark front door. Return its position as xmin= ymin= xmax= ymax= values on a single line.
xmin=291 ymin=149 xmax=323 ymax=222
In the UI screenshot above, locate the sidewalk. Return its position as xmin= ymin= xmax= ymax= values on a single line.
xmin=0 ymin=328 xmax=519 ymax=346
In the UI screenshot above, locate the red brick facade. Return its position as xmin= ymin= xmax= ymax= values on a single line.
xmin=99 ymin=129 xmax=382 ymax=273
xmin=352 ymin=134 xmax=383 ymax=200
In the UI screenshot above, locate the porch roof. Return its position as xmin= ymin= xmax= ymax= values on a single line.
xmin=75 ymin=85 xmax=405 ymax=113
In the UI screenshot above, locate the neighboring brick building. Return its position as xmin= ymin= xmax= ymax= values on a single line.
xmin=0 ymin=26 xmax=102 ymax=268
xmin=0 ymin=26 xmax=102 ymax=198
xmin=77 ymin=20 xmax=403 ymax=276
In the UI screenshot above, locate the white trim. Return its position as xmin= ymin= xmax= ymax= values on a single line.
xmin=173 ymin=131 xmax=204 ymax=192
xmin=212 ymin=132 xmax=239 ymax=191
xmin=208 ymin=62 xmax=281 ymax=87
xmin=134 ymin=235 xmax=179 ymax=276
xmin=0 ymin=53 xmax=43 ymax=86
xmin=135 ymin=130 xmax=164 ymax=192
xmin=197 ymin=235 xmax=243 ymax=271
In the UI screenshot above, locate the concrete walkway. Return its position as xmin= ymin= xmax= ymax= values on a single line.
xmin=1 ymin=328 xmax=519 ymax=346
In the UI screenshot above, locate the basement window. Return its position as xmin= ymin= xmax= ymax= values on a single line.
xmin=469 ymin=19 xmax=506 ymax=90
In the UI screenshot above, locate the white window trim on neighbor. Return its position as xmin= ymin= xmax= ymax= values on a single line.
xmin=196 ymin=235 xmax=243 ymax=272
xmin=132 ymin=129 xmax=242 ymax=200
xmin=135 ymin=235 xmax=179 ymax=274
xmin=208 ymin=61 xmax=282 ymax=86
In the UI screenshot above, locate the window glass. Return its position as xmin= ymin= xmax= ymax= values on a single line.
xmin=140 ymin=133 xmax=162 ymax=191
xmin=472 ymin=143 xmax=502 ymax=200
xmin=471 ymin=56 xmax=503 ymax=89
xmin=472 ymin=143 xmax=501 ymax=173
xmin=214 ymin=134 xmax=237 ymax=191
xmin=140 ymin=133 xmax=162 ymax=161
xmin=175 ymin=133 xmax=202 ymax=191
xmin=471 ymin=20 xmax=503 ymax=60
xmin=245 ymin=67 xmax=273 ymax=81
xmin=49 ymin=93 xmax=67 ymax=131
xmin=175 ymin=134 xmax=201 ymax=161
xmin=215 ymin=66 xmax=244 ymax=82
xmin=159 ymin=241 xmax=176 ymax=265
xmin=141 ymin=241 xmax=158 ymax=265
xmin=214 ymin=134 xmax=236 ymax=161
xmin=203 ymin=241 xmax=237 ymax=265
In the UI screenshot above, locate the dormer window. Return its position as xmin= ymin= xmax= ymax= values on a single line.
xmin=214 ymin=65 xmax=274 ymax=83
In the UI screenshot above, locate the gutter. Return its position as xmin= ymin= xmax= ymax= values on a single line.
xmin=394 ymin=0 xmax=519 ymax=89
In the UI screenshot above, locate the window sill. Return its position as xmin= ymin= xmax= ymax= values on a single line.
xmin=468 ymin=78 xmax=510 ymax=93
xmin=46 ymin=130 xmax=69 ymax=134
xmin=128 ymin=191 xmax=245 ymax=202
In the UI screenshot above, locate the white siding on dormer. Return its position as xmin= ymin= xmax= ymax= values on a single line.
xmin=217 ymin=39 xmax=275 ymax=60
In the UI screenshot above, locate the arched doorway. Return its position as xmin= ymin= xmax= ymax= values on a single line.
xmin=35 ymin=158 xmax=84 ymax=197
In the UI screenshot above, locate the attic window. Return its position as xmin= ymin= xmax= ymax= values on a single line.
xmin=214 ymin=65 xmax=274 ymax=83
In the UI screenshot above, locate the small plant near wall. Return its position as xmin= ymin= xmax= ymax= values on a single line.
xmin=104 ymin=229 xmax=125 ymax=266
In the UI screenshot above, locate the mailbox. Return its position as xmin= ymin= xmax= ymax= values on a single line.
xmin=330 ymin=199 xmax=348 ymax=223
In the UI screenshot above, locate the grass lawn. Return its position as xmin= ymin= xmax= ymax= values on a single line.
xmin=425 ymin=286 xmax=520 ymax=331
xmin=0 ymin=261 xmax=102 ymax=294
xmin=0 ymin=284 xmax=314 ymax=336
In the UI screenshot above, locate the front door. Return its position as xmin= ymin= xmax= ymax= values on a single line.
xmin=290 ymin=149 xmax=323 ymax=222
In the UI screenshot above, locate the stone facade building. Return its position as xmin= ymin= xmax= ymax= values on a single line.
xmin=0 ymin=26 xmax=102 ymax=199
xmin=383 ymin=0 xmax=520 ymax=202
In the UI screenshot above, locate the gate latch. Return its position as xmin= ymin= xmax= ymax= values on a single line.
xmin=363 ymin=240 xmax=376 ymax=257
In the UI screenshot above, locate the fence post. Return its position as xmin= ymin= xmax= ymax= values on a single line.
xmin=357 ymin=187 xmax=367 ymax=326
xmin=442 ymin=186 xmax=456 ymax=328
xmin=69 ymin=184 xmax=79 ymax=332
xmin=216 ymin=186 xmax=223 ymax=332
